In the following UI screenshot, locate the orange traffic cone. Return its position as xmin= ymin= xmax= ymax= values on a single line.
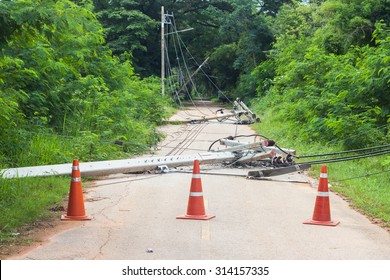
xmin=61 ymin=160 xmax=92 ymax=221
xmin=177 ymin=160 xmax=215 ymax=220
xmin=303 ymin=165 xmax=339 ymax=226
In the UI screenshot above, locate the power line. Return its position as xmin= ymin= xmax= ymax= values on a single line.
xmin=168 ymin=14 xmax=209 ymax=116
xmin=179 ymin=36 xmax=234 ymax=105
xmin=332 ymin=169 xmax=390 ymax=182
xmin=301 ymin=148 xmax=390 ymax=165
xmin=164 ymin=12 xmax=226 ymax=117
xmin=297 ymin=143 xmax=390 ymax=158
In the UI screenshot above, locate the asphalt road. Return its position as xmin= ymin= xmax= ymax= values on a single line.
xmin=13 ymin=104 xmax=390 ymax=260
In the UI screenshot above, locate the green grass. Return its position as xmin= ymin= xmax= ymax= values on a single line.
xmin=253 ymin=109 xmax=390 ymax=229
xmin=0 ymin=104 xmax=176 ymax=249
xmin=0 ymin=176 xmax=70 ymax=244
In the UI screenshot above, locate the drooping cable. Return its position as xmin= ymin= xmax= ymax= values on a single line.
xmin=300 ymin=148 xmax=390 ymax=165
xmin=176 ymin=36 xmax=222 ymax=113
xmin=297 ymin=143 xmax=390 ymax=159
xmin=170 ymin=17 xmax=215 ymax=115
xmin=178 ymin=36 xmax=234 ymax=105
xmin=332 ymin=169 xmax=390 ymax=182
xmin=164 ymin=14 xmax=206 ymax=118
xmin=169 ymin=14 xmax=210 ymax=116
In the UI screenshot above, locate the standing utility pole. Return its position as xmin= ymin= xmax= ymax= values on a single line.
xmin=161 ymin=6 xmax=165 ymax=96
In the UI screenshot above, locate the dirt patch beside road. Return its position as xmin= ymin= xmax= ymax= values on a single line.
xmin=0 ymin=184 xmax=98 ymax=260
xmin=0 ymin=212 xmax=78 ymax=260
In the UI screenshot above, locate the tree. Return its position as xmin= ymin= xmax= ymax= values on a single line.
xmin=93 ymin=0 xmax=158 ymax=75
xmin=253 ymin=0 xmax=390 ymax=148
xmin=257 ymin=0 xmax=294 ymax=16
xmin=0 ymin=0 xmax=169 ymax=166
xmin=202 ymin=0 xmax=275 ymax=100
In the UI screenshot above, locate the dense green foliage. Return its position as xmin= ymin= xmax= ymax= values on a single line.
xmin=0 ymin=0 xmax=170 ymax=168
xmin=93 ymin=0 xmax=285 ymax=99
xmin=0 ymin=176 xmax=69 ymax=242
xmin=252 ymin=0 xmax=390 ymax=228
xmin=253 ymin=111 xmax=390 ymax=228
xmin=93 ymin=0 xmax=158 ymax=74
xmin=253 ymin=0 xmax=390 ymax=149
xmin=0 ymin=0 xmax=170 ymax=242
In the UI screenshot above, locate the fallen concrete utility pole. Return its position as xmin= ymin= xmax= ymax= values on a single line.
xmin=232 ymin=98 xmax=258 ymax=124
xmin=189 ymin=110 xmax=246 ymax=123
xmin=218 ymin=139 xmax=296 ymax=155
xmin=1 ymin=137 xmax=305 ymax=179
xmin=1 ymin=152 xmax=237 ymax=179
xmin=247 ymin=163 xmax=312 ymax=178
xmin=1 ymin=139 xmax=274 ymax=179
xmin=171 ymin=98 xmax=259 ymax=124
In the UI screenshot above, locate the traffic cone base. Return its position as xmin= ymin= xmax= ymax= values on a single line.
xmin=176 ymin=214 xmax=216 ymax=220
xmin=61 ymin=214 xmax=92 ymax=221
xmin=303 ymin=219 xmax=339 ymax=226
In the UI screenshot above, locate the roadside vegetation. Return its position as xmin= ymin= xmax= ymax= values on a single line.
xmin=0 ymin=0 xmax=171 ymax=245
xmin=251 ymin=0 xmax=389 ymax=229
xmin=253 ymin=110 xmax=390 ymax=229
xmin=0 ymin=0 xmax=389 ymax=251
